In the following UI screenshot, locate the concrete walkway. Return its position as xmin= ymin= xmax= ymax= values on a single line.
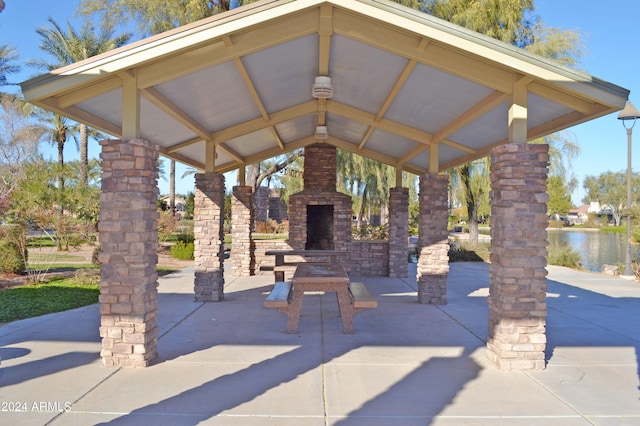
xmin=1 ymin=262 xmax=639 ymax=425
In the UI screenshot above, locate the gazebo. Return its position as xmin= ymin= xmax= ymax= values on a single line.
xmin=21 ymin=0 xmax=629 ymax=370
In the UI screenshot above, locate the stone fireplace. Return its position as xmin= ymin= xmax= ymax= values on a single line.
xmin=288 ymin=144 xmax=351 ymax=252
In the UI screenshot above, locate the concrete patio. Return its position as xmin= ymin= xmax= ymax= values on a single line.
xmin=1 ymin=261 xmax=639 ymax=425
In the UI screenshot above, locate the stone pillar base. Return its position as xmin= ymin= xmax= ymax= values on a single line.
xmin=388 ymin=187 xmax=409 ymax=278
xmin=416 ymin=174 xmax=449 ymax=304
xmin=231 ymin=186 xmax=254 ymax=276
xmin=487 ymin=143 xmax=549 ymax=370
xmin=194 ymin=173 xmax=225 ymax=302
xmin=98 ymin=139 xmax=159 ymax=368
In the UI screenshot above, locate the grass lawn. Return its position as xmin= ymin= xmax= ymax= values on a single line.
xmin=28 ymin=253 xmax=87 ymax=263
xmin=0 ymin=265 xmax=183 ymax=324
xmin=0 ymin=277 xmax=99 ymax=323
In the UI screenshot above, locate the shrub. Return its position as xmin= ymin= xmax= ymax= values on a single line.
xmin=157 ymin=210 xmax=179 ymax=241
xmin=170 ymin=241 xmax=194 ymax=260
xmin=547 ymin=241 xmax=582 ymax=269
xmin=548 ymin=219 xmax=564 ymax=228
xmin=0 ymin=240 xmax=26 ymax=274
xmin=255 ymin=219 xmax=279 ymax=234
xmin=92 ymin=246 xmax=101 ymax=265
xmin=352 ymin=224 xmax=388 ymax=240
xmin=176 ymin=230 xmax=195 ymax=244
xmin=448 ymin=241 xmax=490 ymax=262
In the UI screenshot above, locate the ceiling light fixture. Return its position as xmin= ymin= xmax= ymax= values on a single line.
xmin=312 ymin=76 xmax=333 ymax=99
xmin=315 ymin=125 xmax=329 ymax=140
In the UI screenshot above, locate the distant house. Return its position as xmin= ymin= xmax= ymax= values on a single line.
xmin=567 ymin=202 xmax=615 ymax=225
xmin=159 ymin=195 xmax=186 ymax=219
xmin=567 ymin=204 xmax=590 ymax=225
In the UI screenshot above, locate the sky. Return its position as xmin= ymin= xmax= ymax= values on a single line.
xmin=1 ymin=0 xmax=638 ymax=202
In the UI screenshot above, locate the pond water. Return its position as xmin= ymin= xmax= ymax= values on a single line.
xmin=548 ymin=229 xmax=639 ymax=273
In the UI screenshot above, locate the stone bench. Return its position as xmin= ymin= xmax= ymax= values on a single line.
xmin=265 ymin=279 xmax=376 ymax=333
xmin=264 ymin=281 xmax=292 ymax=308
xmin=348 ymin=282 xmax=378 ymax=310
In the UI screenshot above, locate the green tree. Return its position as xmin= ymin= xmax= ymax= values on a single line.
xmin=0 ymin=94 xmax=45 ymax=215
xmin=77 ymin=0 xmax=259 ymax=37
xmin=270 ymin=153 xmax=304 ymax=206
xmin=31 ymin=18 xmax=131 ymax=186
xmin=583 ymin=171 xmax=640 ymax=227
xmin=337 ymin=149 xmax=417 ymax=231
xmin=425 ymin=0 xmax=535 ymax=44
xmin=547 ymin=175 xmax=573 ymax=217
xmin=448 ymin=158 xmax=490 ymax=247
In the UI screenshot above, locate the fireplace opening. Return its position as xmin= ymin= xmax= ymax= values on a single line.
xmin=306 ymin=205 xmax=334 ymax=250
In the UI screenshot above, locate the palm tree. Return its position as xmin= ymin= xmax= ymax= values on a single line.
xmin=37 ymin=110 xmax=78 ymax=250
xmin=0 ymin=44 xmax=20 ymax=90
xmin=32 ymin=18 xmax=131 ymax=186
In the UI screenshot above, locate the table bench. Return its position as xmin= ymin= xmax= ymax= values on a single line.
xmin=263 ymin=264 xmax=377 ymax=333
xmin=264 ymin=281 xmax=292 ymax=308
xmin=348 ymin=282 xmax=378 ymax=310
xmin=263 ymin=250 xmax=347 ymax=282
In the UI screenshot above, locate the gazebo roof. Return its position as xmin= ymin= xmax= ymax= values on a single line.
xmin=21 ymin=0 xmax=629 ymax=175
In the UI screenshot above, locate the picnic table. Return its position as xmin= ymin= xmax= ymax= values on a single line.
xmin=264 ymin=263 xmax=377 ymax=334
xmin=263 ymin=249 xmax=347 ymax=281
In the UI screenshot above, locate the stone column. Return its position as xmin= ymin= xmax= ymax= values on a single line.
xmin=194 ymin=172 xmax=225 ymax=301
xmin=231 ymin=185 xmax=254 ymax=276
xmin=254 ymin=186 xmax=268 ymax=223
xmin=388 ymin=187 xmax=409 ymax=278
xmin=98 ymin=139 xmax=159 ymax=368
xmin=487 ymin=143 xmax=549 ymax=371
xmin=416 ymin=174 xmax=449 ymax=304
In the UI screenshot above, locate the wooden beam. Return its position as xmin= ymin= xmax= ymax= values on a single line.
xmin=529 ymin=81 xmax=593 ymax=115
xmin=327 ymin=100 xmax=432 ymax=144
xmin=242 ymin=135 xmax=316 ymax=166
xmin=136 ymin=11 xmax=318 ymax=89
xmin=205 ymin=139 xmax=216 ymax=173
xmin=57 ymin=77 xmax=122 ymax=108
xmin=332 ymin=10 xmax=513 ymax=94
xmin=158 ymin=147 xmax=204 ymax=171
xmin=214 ymin=101 xmax=316 ymax=143
xmin=142 ymin=86 xmax=212 ymax=142
xmin=509 ymin=76 xmax=529 ymax=144
xmin=120 ymin=71 xmax=140 ymax=139
xmin=166 ymin=136 xmax=202 ymax=153
xmin=429 ymin=142 xmax=439 ymax=173
xmin=318 ymin=4 xmax=333 ymax=76
xmin=38 ymin=98 xmax=122 ymax=137
xmin=431 ymin=91 xmax=509 ymax=144
xmin=239 ymin=164 xmax=246 ymax=186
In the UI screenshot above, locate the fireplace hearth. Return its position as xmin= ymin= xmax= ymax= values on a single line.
xmin=288 ymin=144 xmax=352 ymax=252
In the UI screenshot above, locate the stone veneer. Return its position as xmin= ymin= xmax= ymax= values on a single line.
xmin=416 ymin=174 xmax=449 ymax=304
xmin=98 ymin=139 xmax=159 ymax=368
xmin=487 ymin=143 xmax=549 ymax=370
xmin=388 ymin=187 xmax=409 ymax=278
xmin=349 ymin=240 xmax=389 ymax=276
xmin=194 ymin=172 xmax=225 ymax=301
xmin=288 ymin=144 xmax=351 ymax=253
xmin=231 ymin=186 xmax=254 ymax=276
